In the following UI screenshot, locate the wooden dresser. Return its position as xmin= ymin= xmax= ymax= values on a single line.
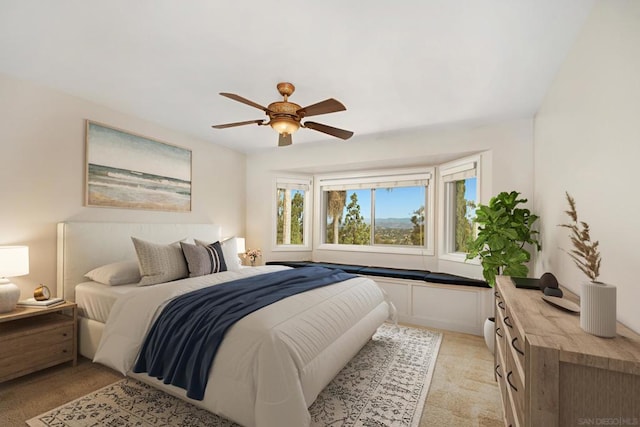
xmin=494 ymin=276 xmax=640 ymax=426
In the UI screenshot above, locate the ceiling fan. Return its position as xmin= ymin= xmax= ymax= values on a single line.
xmin=212 ymin=82 xmax=353 ymax=147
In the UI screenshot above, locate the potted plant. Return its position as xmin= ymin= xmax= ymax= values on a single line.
xmin=466 ymin=191 xmax=540 ymax=354
xmin=466 ymin=191 xmax=541 ymax=287
xmin=560 ymin=192 xmax=615 ymax=337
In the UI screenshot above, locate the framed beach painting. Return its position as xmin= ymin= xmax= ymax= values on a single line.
xmin=85 ymin=121 xmax=192 ymax=212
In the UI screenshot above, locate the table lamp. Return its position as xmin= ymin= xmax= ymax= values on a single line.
xmin=0 ymin=246 xmax=29 ymax=313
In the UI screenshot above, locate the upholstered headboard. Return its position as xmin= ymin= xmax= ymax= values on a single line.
xmin=56 ymin=222 xmax=222 ymax=302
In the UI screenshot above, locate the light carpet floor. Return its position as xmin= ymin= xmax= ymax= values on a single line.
xmin=25 ymin=324 xmax=442 ymax=427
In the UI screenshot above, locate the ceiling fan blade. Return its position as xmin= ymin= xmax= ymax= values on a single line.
xmin=278 ymin=133 xmax=292 ymax=147
xmin=303 ymin=121 xmax=354 ymax=140
xmin=297 ymin=98 xmax=346 ymax=117
xmin=220 ymin=93 xmax=271 ymax=113
xmin=212 ymin=119 xmax=265 ymax=129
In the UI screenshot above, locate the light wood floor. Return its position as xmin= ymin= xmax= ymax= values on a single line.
xmin=0 ymin=328 xmax=503 ymax=427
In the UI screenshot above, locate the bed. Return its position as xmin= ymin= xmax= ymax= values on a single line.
xmin=57 ymin=222 xmax=392 ymax=427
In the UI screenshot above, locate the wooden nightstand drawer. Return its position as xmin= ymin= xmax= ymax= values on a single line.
xmin=0 ymin=336 xmax=73 ymax=382
xmin=0 ymin=322 xmax=73 ymax=358
xmin=0 ymin=302 xmax=77 ymax=383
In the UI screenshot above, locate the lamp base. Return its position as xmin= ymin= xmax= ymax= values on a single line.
xmin=0 ymin=280 xmax=20 ymax=313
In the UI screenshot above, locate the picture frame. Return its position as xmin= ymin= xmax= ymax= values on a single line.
xmin=85 ymin=121 xmax=192 ymax=212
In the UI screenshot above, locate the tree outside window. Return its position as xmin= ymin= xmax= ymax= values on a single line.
xmin=276 ymin=186 xmax=307 ymax=246
xmin=323 ymin=185 xmax=426 ymax=247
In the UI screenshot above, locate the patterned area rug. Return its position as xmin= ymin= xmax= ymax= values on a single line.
xmin=27 ymin=323 xmax=442 ymax=427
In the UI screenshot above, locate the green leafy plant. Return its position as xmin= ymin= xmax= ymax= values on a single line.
xmin=559 ymin=192 xmax=601 ymax=282
xmin=466 ymin=191 xmax=541 ymax=286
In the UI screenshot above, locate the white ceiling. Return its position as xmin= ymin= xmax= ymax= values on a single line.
xmin=0 ymin=1 xmax=594 ymax=153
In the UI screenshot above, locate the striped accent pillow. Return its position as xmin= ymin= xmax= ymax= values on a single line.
xmin=180 ymin=241 xmax=228 ymax=277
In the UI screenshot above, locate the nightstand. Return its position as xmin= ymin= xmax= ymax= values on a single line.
xmin=0 ymin=301 xmax=77 ymax=383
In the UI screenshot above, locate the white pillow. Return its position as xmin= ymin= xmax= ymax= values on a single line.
xmin=131 ymin=237 xmax=189 ymax=286
xmin=195 ymin=237 xmax=242 ymax=271
xmin=84 ymin=260 xmax=141 ymax=286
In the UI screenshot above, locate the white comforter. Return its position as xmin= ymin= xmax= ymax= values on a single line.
xmin=94 ymin=265 xmax=391 ymax=427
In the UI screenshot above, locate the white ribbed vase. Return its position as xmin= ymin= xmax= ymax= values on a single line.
xmin=580 ymin=281 xmax=617 ymax=338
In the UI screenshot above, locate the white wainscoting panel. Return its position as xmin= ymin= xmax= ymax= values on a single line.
xmin=371 ymin=276 xmax=493 ymax=336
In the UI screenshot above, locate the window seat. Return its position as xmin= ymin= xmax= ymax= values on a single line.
xmin=266 ymin=261 xmax=488 ymax=288
xmin=267 ymin=260 xmax=491 ymax=335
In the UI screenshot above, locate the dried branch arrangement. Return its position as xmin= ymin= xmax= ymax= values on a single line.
xmin=560 ymin=192 xmax=601 ymax=282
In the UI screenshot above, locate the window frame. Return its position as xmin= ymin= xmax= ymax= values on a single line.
xmin=438 ymin=155 xmax=481 ymax=264
xmin=315 ymin=167 xmax=435 ymax=255
xmin=272 ymin=176 xmax=312 ymax=252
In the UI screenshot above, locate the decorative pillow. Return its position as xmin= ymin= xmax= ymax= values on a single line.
xmin=84 ymin=260 xmax=141 ymax=286
xmin=195 ymin=237 xmax=242 ymax=271
xmin=131 ymin=237 xmax=189 ymax=286
xmin=180 ymin=241 xmax=227 ymax=277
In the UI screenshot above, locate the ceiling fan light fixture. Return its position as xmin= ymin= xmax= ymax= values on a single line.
xmin=270 ymin=117 xmax=300 ymax=135
xmin=212 ymin=82 xmax=352 ymax=145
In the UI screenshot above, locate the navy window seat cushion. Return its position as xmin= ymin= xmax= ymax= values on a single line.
xmin=266 ymin=261 xmax=488 ymax=288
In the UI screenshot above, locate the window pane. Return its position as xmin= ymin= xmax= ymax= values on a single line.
xmin=374 ymin=186 xmax=426 ymax=246
xmin=276 ymin=188 xmax=305 ymax=245
xmin=452 ymin=177 xmax=477 ymax=252
xmin=324 ymin=189 xmax=371 ymax=245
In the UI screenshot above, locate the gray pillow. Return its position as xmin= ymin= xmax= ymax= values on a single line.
xmin=131 ymin=237 xmax=188 ymax=286
xmin=180 ymin=241 xmax=227 ymax=277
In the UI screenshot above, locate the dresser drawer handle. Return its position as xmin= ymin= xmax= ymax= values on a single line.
xmin=62 ymin=333 xmax=68 ymax=337
xmin=496 ymin=327 xmax=503 ymax=338
xmin=62 ymin=349 xmax=67 ymax=353
xmin=503 ymin=316 xmax=513 ymax=328
xmin=511 ymin=337 xmax=525 ymax=356
xmin=507 ymin=371 xmax=518 ymax=392
xmin=495 ymin=364 xmax=502 ymax=378
xmin=497 ymin=301 xmax=505 ymax=310
xmin=494 ymin=291 xmax=501 ymax=299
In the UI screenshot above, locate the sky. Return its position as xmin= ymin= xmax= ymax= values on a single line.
xmin=87 ymin=122 xmax=191 ymax=181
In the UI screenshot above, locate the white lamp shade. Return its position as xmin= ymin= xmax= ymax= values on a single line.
xmin=236 ymin=238 xmax=246 ymax=255
xmin=0 ymin=246 xmax=29 ymax=278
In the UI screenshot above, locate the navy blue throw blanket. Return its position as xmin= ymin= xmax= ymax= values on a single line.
xmin=133 ymin=266 xmax=355 ymax=400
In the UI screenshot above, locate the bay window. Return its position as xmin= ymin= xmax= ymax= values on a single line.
xmin=439 ymin=156 xmax=480 ymax=261
xmin=274 ymin=177 xmax=311 ymax=250
xmin=317 ymin=168 xmax=434 ymax=254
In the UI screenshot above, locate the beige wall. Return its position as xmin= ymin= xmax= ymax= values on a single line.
xmin=0 ymin=73 xmax=246 ymax=300
xmin=534 ymin=0 xmax=640 ymax=332
xmin=246 ymin=118 xmax=534 ymax=279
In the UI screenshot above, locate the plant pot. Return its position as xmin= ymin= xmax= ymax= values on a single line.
xmin=484 ymin=317 xmax=495 ymax=354
xmin=580 ymin=281 xmax=616 ymax=338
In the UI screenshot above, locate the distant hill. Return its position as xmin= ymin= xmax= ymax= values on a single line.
xmin=369 ymin=217 xmax=413 ymax=229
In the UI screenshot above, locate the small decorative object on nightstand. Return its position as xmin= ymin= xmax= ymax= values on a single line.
xmin=34 ymin=284 xmax=51 ymax=301
xmin=0 ymin=245 xmax=29 ymax=313
xmin=244 ymin=248 xmax=262 ymax=267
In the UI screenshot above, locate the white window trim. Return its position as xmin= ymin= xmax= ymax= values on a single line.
xmin=272 ymin=175 xmax=313 ymax=252
xmin=438 ymin=155 xmax=481 ymax=264
xmin=314 ymin=167 xmax=435 ymax=256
